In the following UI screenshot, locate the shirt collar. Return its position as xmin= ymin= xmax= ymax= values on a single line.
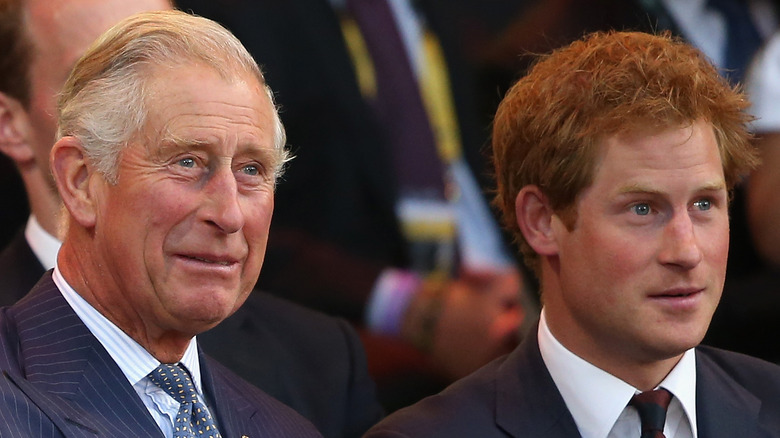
xmin=662 ymin=346 xmax=698 ymax=437
xmin=25 ymin=215 xmax=62 ymax=270
xmin=538 ymin=309 xmax=697 ymax=438
xmin=52 ymin=265 xmax=204 ymax=394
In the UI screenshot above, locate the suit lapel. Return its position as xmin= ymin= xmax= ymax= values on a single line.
xmin=9 ymin=273 xmax=162 ymax=437
xmin=695 ymin=349 xmax=765 ymax=438
xmin=490 ymin=331 xmax=775 ymax=437
xmin=199 ymin=352 xmax=259 ymax=437
xmin=495 ymin=331 xmax=581 ymax=437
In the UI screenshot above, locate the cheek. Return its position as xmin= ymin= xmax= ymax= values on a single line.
xmin=703 ymin=222 xmax=730 ymax=268
xmin=106 ymin=185 xmax=189 ymax=254
xmin=566 ymin=225 xmax=645 ymax=289
xmin=243 ymin=194 xmax=274 ymax=244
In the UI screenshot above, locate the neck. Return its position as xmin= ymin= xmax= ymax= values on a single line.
xmin=545 ymin=311 xmax=682 ymax=391
xmin=57 ymin=235 xmax=193 ymax=364
xmin=21 ymin=169 xmax=61 ymax=238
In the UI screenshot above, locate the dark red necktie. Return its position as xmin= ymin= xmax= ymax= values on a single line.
xmin=629 ymin=388 xmax=672 ymax=438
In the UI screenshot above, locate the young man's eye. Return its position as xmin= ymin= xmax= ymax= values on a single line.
xmin=693 ymin=199 xmax=712 ymax=211
xmin=631 ymin=203 xmax=651 ymax=216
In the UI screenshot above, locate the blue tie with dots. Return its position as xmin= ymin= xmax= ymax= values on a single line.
xmin=148 ymin=363 xmax=222 ymax=438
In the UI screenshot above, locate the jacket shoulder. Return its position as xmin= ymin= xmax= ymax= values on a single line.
xmin=697 ymin=345 xmax=780 ymax=435
xmin=365 ymin=354 xmax=509 ymax=437
xmin=698 ymin=345 xmax=780 ymax=389
xmin=203 ymin=356 xmax=324 ymax=437
xmin=200 ymin=292 xmax=383 ymax=438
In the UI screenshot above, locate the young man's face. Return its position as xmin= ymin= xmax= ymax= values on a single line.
xmin=543 ymin=119 xmax=728 ymax=380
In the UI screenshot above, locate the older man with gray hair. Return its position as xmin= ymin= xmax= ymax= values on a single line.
xmin=0 ymin=10 xmax=321 ymax=437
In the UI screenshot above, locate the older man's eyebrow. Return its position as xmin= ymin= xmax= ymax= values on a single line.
xmin=155 ymin=134 xmax=279 ymax=169
xmin=159 ymin=132 xmax=209 ymax=148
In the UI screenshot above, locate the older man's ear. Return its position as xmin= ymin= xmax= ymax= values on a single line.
xmin=50 ymin=136 xmax=100 ymax=229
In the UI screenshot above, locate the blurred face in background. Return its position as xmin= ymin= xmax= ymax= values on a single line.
xmin=22 ymin=0 xmax=171 ymax=183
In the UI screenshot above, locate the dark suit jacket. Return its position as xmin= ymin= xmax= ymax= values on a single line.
xmin=0 ymin=273 xmax=322 ymax=437
xmin=0 ymin=237 xmax=383 ymax=437
xmin=0 ymin=229 xmax=44 ymax=306
xmin=364 ymin=330 xmax=780 ymax=437
xmin=199 ymin=292 xmax=384 ymax=438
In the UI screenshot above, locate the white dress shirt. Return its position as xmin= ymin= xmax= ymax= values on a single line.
xmin=538 ymin=310 xmax=697 ymax=438
xmin=52 ymin=266 xmax=213 ymax=438
xmin=25 ymin=215 xmax=61 ymax=270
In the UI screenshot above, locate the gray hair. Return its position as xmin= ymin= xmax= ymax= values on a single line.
xmin=56 ymin=9 xmax=288 ymax=184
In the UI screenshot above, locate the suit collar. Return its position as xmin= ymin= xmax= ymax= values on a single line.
xmin=5 ymin=272 xmax=307 ymax=437
xmin=492 ymin=330 xmax=770 ymax=437
xmin=7 ymin=273 xmax=163 ymax=436
xmin=695 ymin=348 xmax=765 ymax=437
xmin=494 ymin=330 xmax=580 ymax=437
xmin=199 ymin=353 xmax=262 ymax=436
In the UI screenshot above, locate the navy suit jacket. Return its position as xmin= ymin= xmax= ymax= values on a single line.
xmin=365 ymin=328 xmax=780 ymax=437
xmin=199 ymin=293 xmax=384 ymax=438
xmin=0 ymin=273 xmax=322 ymax=437
xmin=0 ymin=236 xmax=383 ymax=437
xmin=0 ymin=229 xmax=43 ymax=306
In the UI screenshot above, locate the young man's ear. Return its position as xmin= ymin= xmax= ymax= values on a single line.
xmin=0 ymin=92 xmax=35 ymax=165
xmin=515 ymin=185 xmax=560 ymax=256
xmin=50 ymin=136 xmax=100 ymax=228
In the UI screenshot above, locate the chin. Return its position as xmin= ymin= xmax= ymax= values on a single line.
xmin=652 ymin=333 xmax=706 ymax=360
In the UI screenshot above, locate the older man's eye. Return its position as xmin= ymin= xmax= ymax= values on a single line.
xmin=693 ymin=199 xmax=712 ymax=211
xmin=241 ymin=164 xmax=260 ymax=176
xmin=631 ymin=203 xmax=651 ymax=216
xmin=177 ymin=157 xmax=196 ymax=168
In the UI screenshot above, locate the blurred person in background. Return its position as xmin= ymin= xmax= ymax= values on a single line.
xmin=177 ymin=0 xmax=531 ymax=410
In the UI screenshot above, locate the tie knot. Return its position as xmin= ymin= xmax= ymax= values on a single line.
xmin=148 ymin=363 xmax=199 ymax=405
xmin=630 ymin=388 xmax=673 ymax=438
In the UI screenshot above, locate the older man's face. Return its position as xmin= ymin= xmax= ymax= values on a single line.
xmin=91 ymin=65 xmax=278 ymax=336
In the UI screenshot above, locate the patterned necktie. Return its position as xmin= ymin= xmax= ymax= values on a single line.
xmin=148 ymin=363 xmax=222 ymax=438
xmin=630 ymin=388 xmax=673 ymax=438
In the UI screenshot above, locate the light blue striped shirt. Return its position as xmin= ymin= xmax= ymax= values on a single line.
xmin=52 ymin=265 xmax=212 ymax=438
